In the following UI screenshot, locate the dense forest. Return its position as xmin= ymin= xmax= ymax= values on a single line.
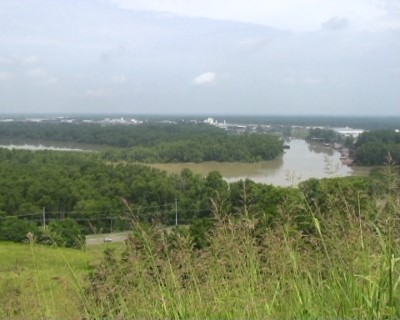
xmin=307 ymin=128 xmax=400 ymax=165
xmin=306 ymin=128 xmax=340 ymax=143
xmin=0 ymin=148 xmax=385 ymax=244
xmin=100 ymin=133 xmax=283 ymax=162
xmin=3 ymin=122 xmax=400 ymax=165
xmin=354 ymin=130 xmax=400 ymax=165
xmin=0 ymin=148 xmax=285 ymax=239
xmin=0 ymin=126 xmax=399 ymax=249
xmin=0 ymin=122 xmax=223 ymax=147
xmin=0 ymin=122 xmax=283 ymax=162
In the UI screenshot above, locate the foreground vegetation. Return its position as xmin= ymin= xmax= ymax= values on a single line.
xmin=0 ymin=241 xmax=122 ymax=319
xmin=82 ymin=164 xmax=399 ymax=319
xmin=1 ymin=163 xmax=399 ymax=319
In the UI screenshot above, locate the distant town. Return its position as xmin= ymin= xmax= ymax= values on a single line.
xmin=0 ymin=115 xmax=368 ymax=139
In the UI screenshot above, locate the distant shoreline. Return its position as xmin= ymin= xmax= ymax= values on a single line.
xmin=1 ymin=114 xmax=398 ymax=129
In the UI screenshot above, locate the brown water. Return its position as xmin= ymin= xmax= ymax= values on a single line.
xmin=148 ymin=139 xmax=370 ymax=186
xmin=0 ymin=138 xmax=103 ymax=152
xmin=0 ymin=138 xmax=370 ymax=186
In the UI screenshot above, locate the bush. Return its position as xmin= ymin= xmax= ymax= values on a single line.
xmin=47 ymin=218 xmax=85 ymax=249
xmin=189 ymin=218 xmax=213 ymax=249
xmin=0 ymin=217 xmax=39 ymax=242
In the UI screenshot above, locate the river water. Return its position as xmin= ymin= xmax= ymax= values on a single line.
xmin=0 ymin=139 xmax=369 ymax=186
xmin=0 ymin=143 xmax=89 ymax=152
xmin=148 ymin=139 xmax=369 ymax=186
xmin=0 ymin=139 xmax=99 ymax=152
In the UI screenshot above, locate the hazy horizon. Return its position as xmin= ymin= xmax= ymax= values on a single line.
xmin=1 ymin=112 xmax=400 ymax=119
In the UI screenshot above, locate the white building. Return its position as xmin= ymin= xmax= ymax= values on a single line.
xmin=204 ymin=117 xmax=217 ymax=125
xmin=333 ymin=127 xmax=364 ymax=138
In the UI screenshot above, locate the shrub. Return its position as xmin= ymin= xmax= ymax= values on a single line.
xmin=47 ymin=218 xmax=85 ymax=249
xmin=0 ymin=217 xmax=39 ymax=242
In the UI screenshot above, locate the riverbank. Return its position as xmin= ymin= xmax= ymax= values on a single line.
xmin=147 ymin=139 xmax=370 ymax=186
xmin=0 ymin=138 xmax=372 ymax=186
xmin=0 ymin=138 xmax=104 ymax=152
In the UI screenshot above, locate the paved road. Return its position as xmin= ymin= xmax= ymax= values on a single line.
xmin=86 ymin=232 xmax=130 ymax=245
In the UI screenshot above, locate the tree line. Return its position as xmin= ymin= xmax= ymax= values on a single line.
xmin=0 ymin=148 xmax=386 ymax=248
xmin=354 ymin=130 xmax=400 ymax=165
xmin=0 ymin=122 xmax=283 ymax=162
xmin=307 ymin=128 xmax=400 ymax=165
xmin=101 ymin=133 xmax=282 ymax=162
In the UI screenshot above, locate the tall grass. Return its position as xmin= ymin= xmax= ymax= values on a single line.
xmin=1 ymin=166 xmax=398 ymax=319
xmin=83 ymin=173 xmax=399 ymax=319
xmin=0 ymin=240 xmax=119 ymax=319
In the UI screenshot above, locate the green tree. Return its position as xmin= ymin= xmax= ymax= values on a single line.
xmin=48 ymin=218 xmax=85 ymax=249
xmin=0 ymin=217 xmax=39 ymax=242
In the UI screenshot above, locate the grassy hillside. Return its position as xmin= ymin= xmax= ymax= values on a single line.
xmin=0 ymin=241 xmax=123 ymax=319
xmin=82 ymin=202 xmax=399 ymax=319
xmin=1 ymin=180 xmax=398 ymax=319
xmin=1 ymin=165 xmax=399 ymax=319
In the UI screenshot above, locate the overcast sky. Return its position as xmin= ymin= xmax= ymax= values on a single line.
xmin=0 ymin=0 xmax=399 ymax=115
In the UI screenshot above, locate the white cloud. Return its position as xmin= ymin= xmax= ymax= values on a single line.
xmin=0 ymin=0 xmax=397 ymax=115
xmin=321 ymin=17 xmax=349 ymax=30
xmin=110 ymin=74 xmax=127 ymax=83
xmin=192 ymin=72 xmax=218 ymax=85
xmin=22 ymin=55 xmax=39 ymax=65
xmin=85 ymin=88 xmax=112 ymax=97
xmin=110 ymin=0 xmax=399 ymax=31
xmin=24 ymin=67 xmax=58 ymax=85
xmin=0 ymin=55 xmax=38 ymax=66
xmin=0 ymin=71 xmax=13 ymax=81
xmin=25 ymin=68 xmax=46 ymax=78
xmin=303 ymin=77 xmax=322 ymax=85
xmin=283 ymin=76 xmax=323 ymax=85
xmin=41 ymin=76 xmax=58 ymax=86
xmin=236 ymin=37 xmax=270 ymax=51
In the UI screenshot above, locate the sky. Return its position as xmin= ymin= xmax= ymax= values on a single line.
xmin=0 ymin=0 xmax=399 ymax=115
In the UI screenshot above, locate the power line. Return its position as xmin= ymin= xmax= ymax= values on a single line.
xmin=45 ymin=202 xmax=176 ymax=215
xmin=0 ymin=201 xmax=214 ymax=227
xmin=0 ymin=212 xmax=42 ymax=220
xmin=0 ymin=207 xmax=212 ymax=220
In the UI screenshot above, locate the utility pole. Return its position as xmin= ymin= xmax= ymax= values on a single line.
xmin=175 ymin=198 xmax=178 ymax=226
xmin=42 ymin=207 xmax=46 ymax=230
